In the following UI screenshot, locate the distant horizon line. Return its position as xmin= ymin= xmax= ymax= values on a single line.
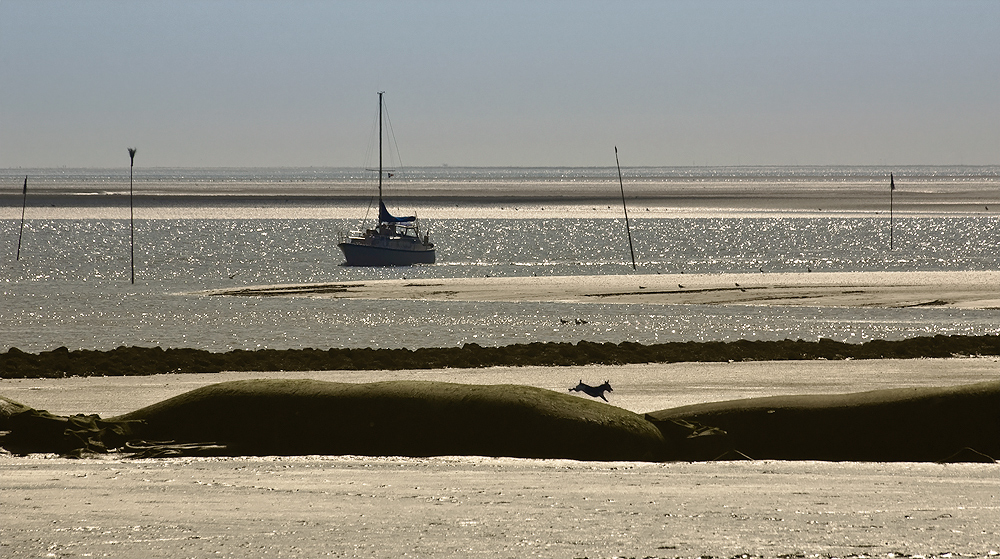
xmin=3 ymin=163 xmax=999 ymax=171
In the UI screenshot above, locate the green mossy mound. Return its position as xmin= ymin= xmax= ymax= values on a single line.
xmin=6 ymin=380 xmax=998 ymax=462
xmin=646 ymin=380 xmax=1000 ymax=462
xmin=113 ymin=379 xmax=666 ymax=461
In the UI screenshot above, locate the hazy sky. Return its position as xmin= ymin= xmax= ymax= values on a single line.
xmin=2 ymin=1 xmax=998 ymax=168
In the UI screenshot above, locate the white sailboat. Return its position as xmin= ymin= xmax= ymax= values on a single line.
xmin=338 ymin=92 xmax=435 ymax=266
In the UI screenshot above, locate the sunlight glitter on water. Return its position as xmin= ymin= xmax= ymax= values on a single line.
xmin=3 ymin=165 xmax=1000 ymax=352
xmin=4 ymin=214 xmax=1000 ymax=351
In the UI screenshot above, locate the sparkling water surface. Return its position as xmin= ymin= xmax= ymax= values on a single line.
xmin=2 ymin=166 xmax=1000 ymax=353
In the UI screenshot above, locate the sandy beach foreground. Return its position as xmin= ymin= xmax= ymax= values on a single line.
xmin=205 ymin=270 xmax=1000 ymax=309
xmin=3 ymin=359 xmax=999 ymax=557
xmin=2 ymin=455 xmax=997 ymax=559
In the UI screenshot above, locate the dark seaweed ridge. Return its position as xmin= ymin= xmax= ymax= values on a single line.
xmin=3 ymin=334 xmax=1000 ymax=379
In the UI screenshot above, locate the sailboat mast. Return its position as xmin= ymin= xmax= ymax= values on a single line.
xmin=378 ymin=91 xmax=383 ymax=202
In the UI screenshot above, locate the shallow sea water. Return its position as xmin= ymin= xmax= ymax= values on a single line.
xmin=2 ymin=166 xmax=1000 ymax=353
xmin=3 ymin=216 xmax=1000 ymax=353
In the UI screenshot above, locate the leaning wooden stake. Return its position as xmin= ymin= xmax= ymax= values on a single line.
xmin=16 ymin=176 xmax=27 ymax=260
xmin=615 ymin=146 xmax=637 ymax=270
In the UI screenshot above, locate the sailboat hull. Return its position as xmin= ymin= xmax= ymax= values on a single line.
xmin=338 ymin=240 xmax=436 ymax=266
xmin=339 ymin=93 xmax=437 ymax=267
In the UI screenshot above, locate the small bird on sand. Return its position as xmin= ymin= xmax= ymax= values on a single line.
xmin=678 ymin=284 xmax=685 ymax=288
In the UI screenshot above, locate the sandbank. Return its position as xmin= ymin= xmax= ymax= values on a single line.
xmin=205 ymin=270 xmax=1000 ymax=309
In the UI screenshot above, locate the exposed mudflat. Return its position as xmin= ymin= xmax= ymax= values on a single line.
xmin=203 ymin=270 xmax=1000 ymax=309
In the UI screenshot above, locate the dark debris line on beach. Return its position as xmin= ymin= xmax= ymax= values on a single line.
xmin=4 ymin=335 xmax=1000 ymax=379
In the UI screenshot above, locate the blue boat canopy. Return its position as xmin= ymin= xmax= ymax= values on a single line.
xmin=379 ymin=200 xmax=416 ymax=223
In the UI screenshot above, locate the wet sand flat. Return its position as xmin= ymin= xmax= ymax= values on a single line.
xmin=1 ymin=455 xmax=997 ymax=558
xmin=206 ymin=270 xmax=1000 ymax=309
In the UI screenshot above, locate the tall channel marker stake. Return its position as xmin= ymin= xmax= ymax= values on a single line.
xmin=128 ymin=147 xmax=137 ymax=284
